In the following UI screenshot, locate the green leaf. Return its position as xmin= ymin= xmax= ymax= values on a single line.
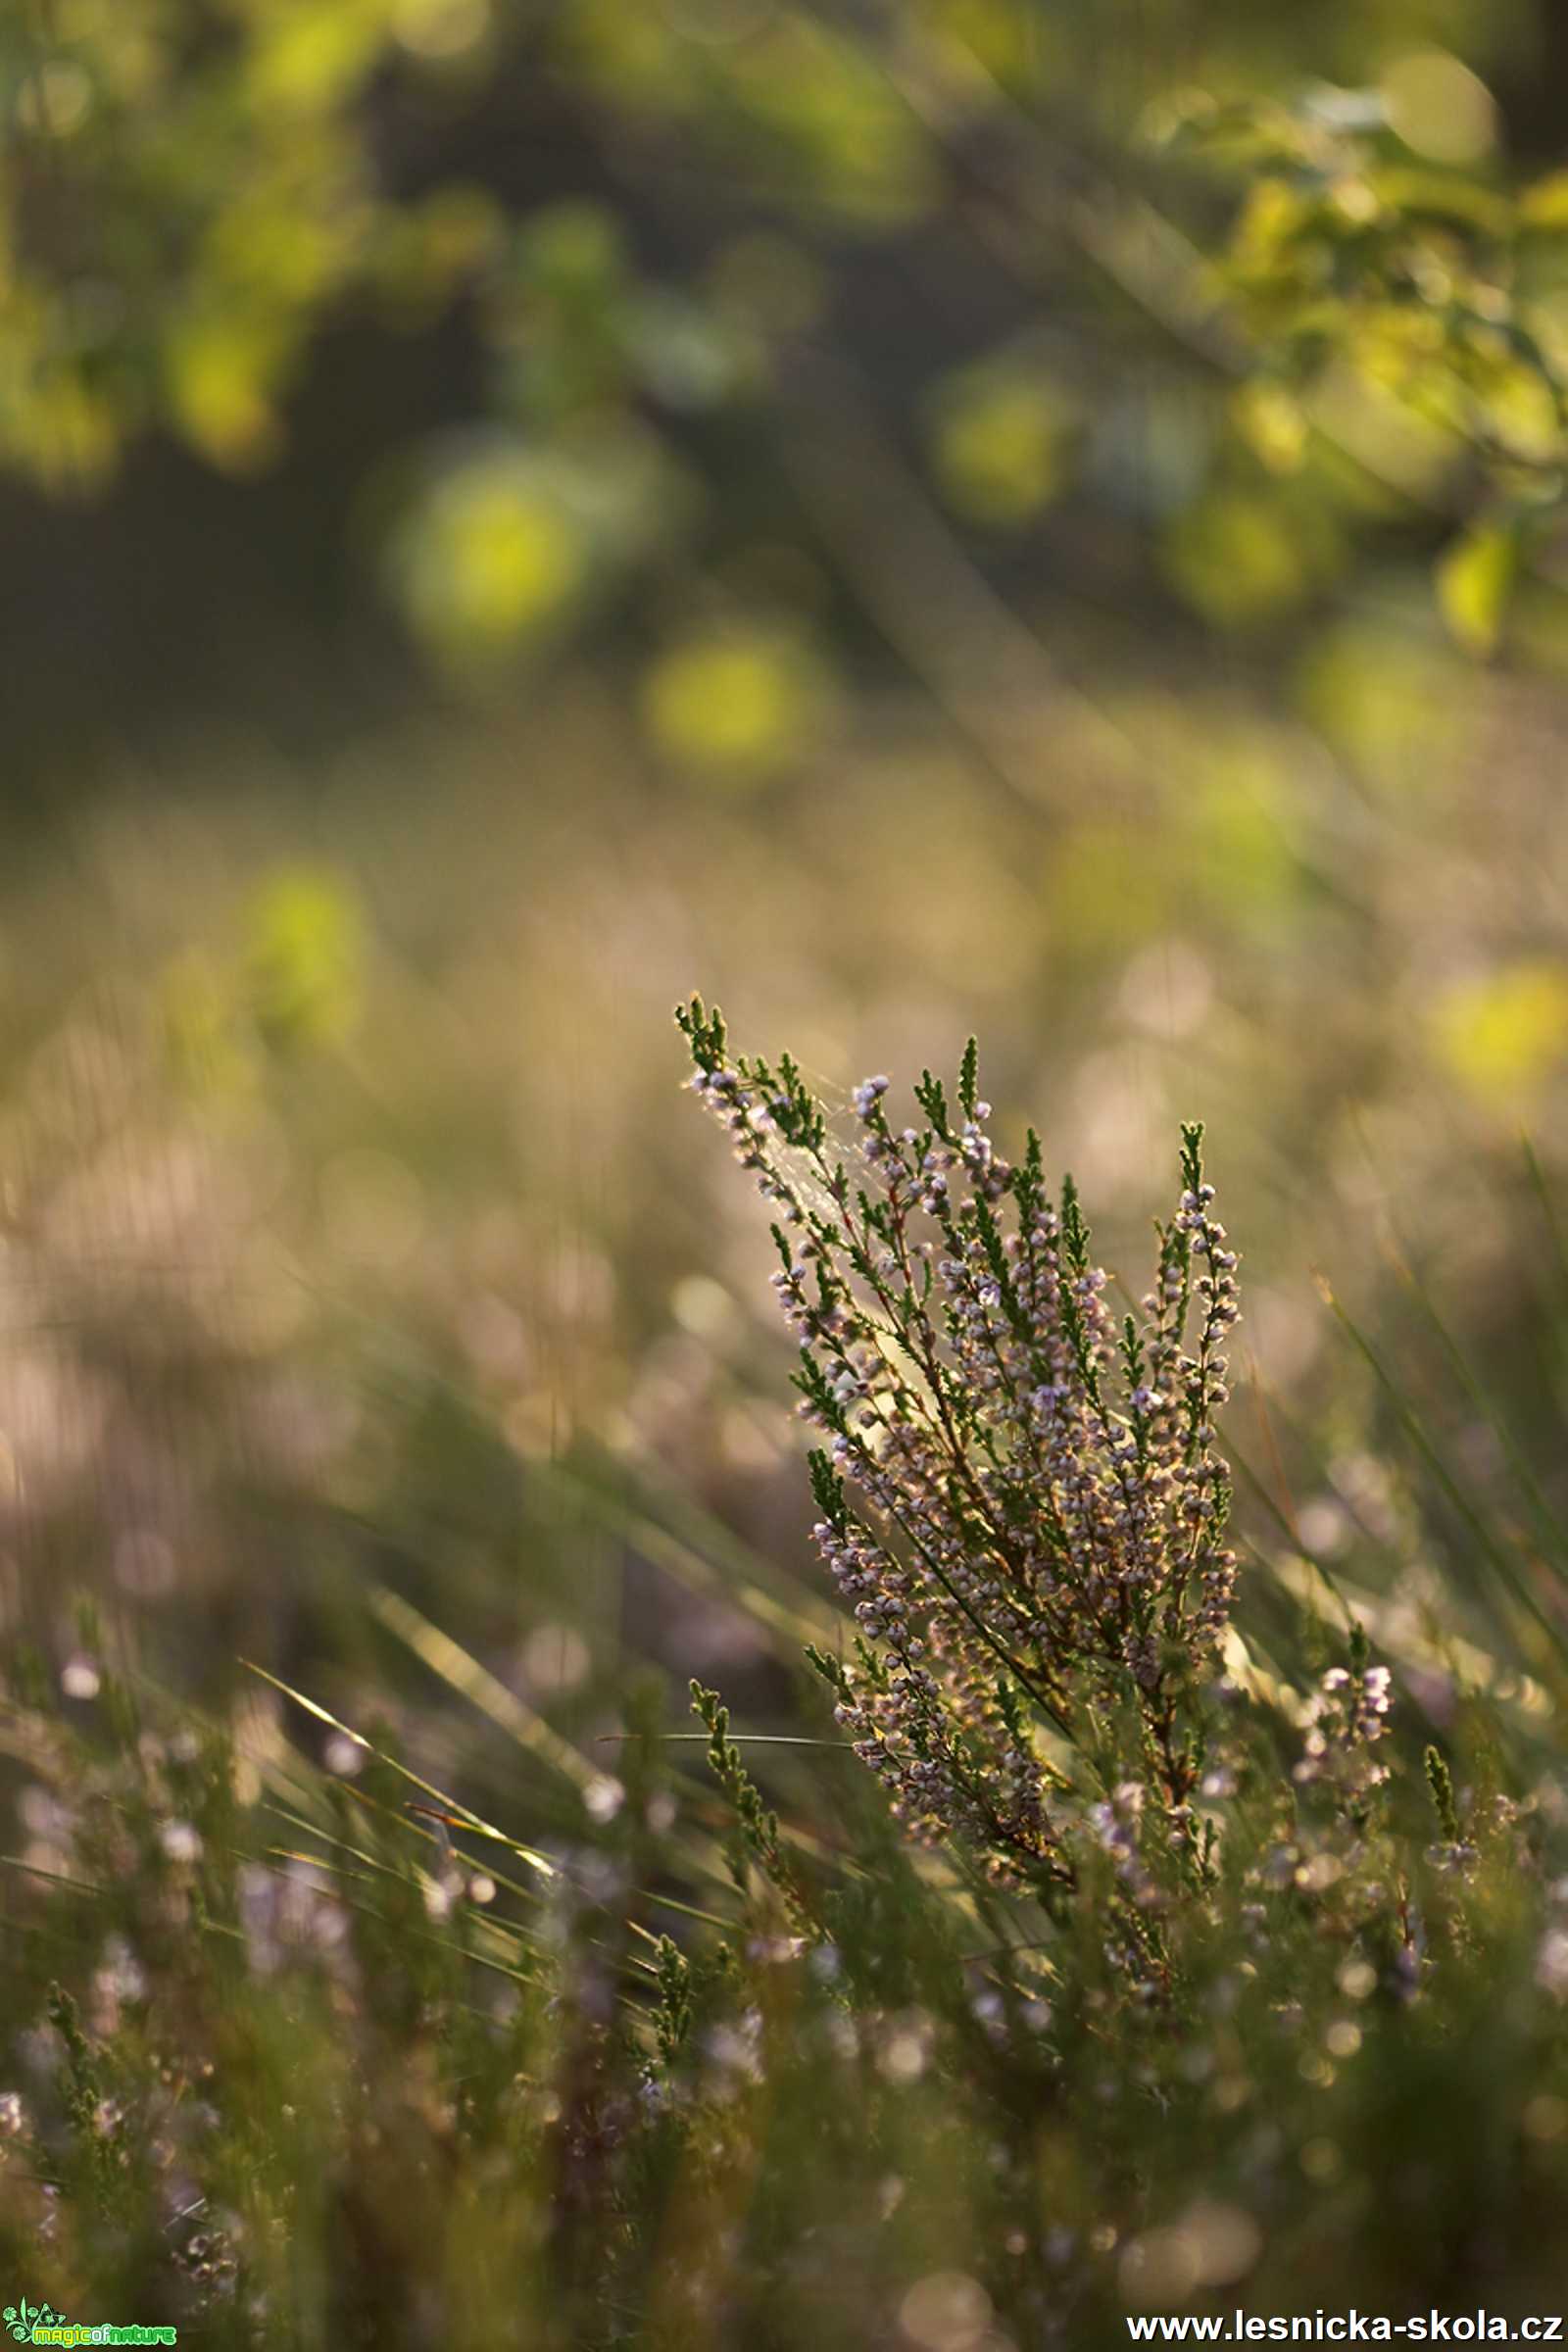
xmin=1436 ymin=522 xmax=1517 ymax=659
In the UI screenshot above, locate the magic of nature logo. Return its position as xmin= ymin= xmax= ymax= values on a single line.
xmin=4 ymin=2298 xmax=175 ymax=2346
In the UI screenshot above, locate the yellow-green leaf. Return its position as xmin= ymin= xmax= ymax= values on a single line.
xmin=1521 ymin=172 xmax=1568 ymax=230
xmin=1436 ymin=523 xmax=1516 ymax=658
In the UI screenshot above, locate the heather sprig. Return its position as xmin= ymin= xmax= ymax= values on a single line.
xmin=1294 ymin=1645 xmax=1396 ymax=1827
xmin=689 ymin=1679 xmax=814 ymax=1935
xmin=652 ymin=1934 xmax=693 ymax=2068
xmin=678 ymin=1002 xmax=1242 ymax=1911
xmin=1425 ymin=1743 xmax=1462 ymax=1847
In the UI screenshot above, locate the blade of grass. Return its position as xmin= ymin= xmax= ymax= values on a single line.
xmin=1382 ymin=1237 xmax=1568 ymax=1573
xmin=1317 ymin=1278 xmax=1568 ymax=1673
xmin=368 ymin=1584 xmax=615 ymax=1802
xmin=239 ymin=1658 xmax=558 ymax=1879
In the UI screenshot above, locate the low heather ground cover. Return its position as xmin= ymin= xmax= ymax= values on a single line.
xmin=0 ymin=1015 xmax=1565 ymax=2347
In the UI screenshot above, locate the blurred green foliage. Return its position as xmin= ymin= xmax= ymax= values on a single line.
xmin=10 ymin=0 xmax=1568 ymax=702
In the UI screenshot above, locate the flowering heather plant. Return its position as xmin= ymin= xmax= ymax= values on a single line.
xmin=677 ymin=1000 xmax=1243 ymax=1927
xmin=1293 ymin=1639 xmax=1395 ymax=1821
